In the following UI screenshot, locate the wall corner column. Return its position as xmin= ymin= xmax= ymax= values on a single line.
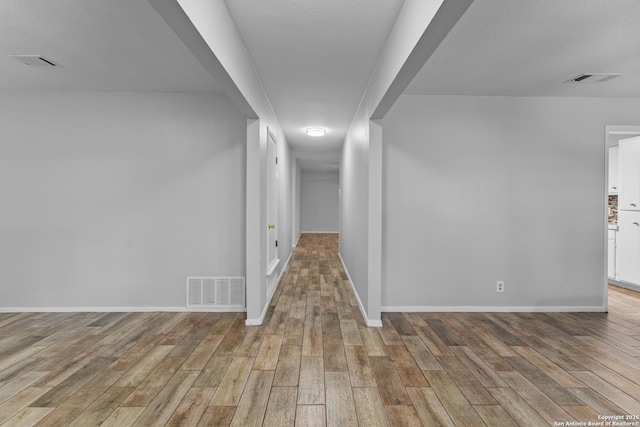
xmin=367 ymin=120 xmax=383 ymax=327
xmin=245 ymin=118 xmax=264 ymax=325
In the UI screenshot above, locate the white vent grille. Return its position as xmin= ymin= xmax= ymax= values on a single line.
xmin=565 ymin=73 xmax=624 ymax=83
xmin=186 ymin=276 xmax=245 ymax=310
xmin=8 ymin=55 xmax=62 ymax=68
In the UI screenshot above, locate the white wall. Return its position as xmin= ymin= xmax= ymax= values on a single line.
xmin=277 ymin=136 xmax=293 ymax=275
xmin=0 ymin=92 xmax=246 ymax=309
xmin=301 ymin=171 xmax=339 ymax=232
xmin=340 ymin=121 xmax=371 ymax=314
xmin=293 ymin=162 xmax=302 ymax=245
xmin=381 ymin=95 xmax=640 ymax=310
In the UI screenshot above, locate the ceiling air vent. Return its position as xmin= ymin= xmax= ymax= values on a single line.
xmin=7 ymin=55 xmax=62 ymax=68
xmin=565 ymin=73 xmax=623 ymax=83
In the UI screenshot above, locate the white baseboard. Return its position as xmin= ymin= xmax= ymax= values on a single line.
xmin=609 ymin=279 xmax=640 ymax=293
xmin=381 ymin=305 xmax=606 ymax=313
xmin=245 ymin=301 xmax=270 ymax=326
xmin=338 ymin=253 xmax=382 ymax=327
xmin=301 ymin=231 xmax=339 ymax=234
xmin=245 ymin=249 xmax=294 ymax=326
xmin=0 ymin=306 xmax=247 ymax=313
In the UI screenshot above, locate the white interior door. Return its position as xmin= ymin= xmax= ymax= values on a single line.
xmin=267 ymin=130 xmax=279 ymax=273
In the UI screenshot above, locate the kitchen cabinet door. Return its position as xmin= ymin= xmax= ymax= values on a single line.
xmin=608 ymin=230 xmax=616 ymax=279
xmin=619 ymin=137 xmax=640 ymax=210
xmin=617 ymin=211 xmax=640 ymax=284
xmin=609 ymin=146 xmax=619 ymax=194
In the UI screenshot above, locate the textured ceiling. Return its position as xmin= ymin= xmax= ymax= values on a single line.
xmin=0 ymin=0 xmax=221 ymax=93
xmin=406 ymin=0 xmax=640 ymax=96
xmin=224 ymin=0 xmax=405 ymax=157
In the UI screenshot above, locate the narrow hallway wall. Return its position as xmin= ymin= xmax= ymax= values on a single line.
xmin=301 ymin=171 xmax=339 ymax=233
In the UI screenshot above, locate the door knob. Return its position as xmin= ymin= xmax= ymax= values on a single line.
xmin=268 ymin=224 xmax=275 ymax=229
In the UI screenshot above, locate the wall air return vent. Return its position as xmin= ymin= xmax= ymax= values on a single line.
xmin=565 ymin=73 xmax=623 ymax=83
xmin=8 ymin=55 xmax=62 ymax=68
xmin=186 ymin=276 xmax=245 ymax=311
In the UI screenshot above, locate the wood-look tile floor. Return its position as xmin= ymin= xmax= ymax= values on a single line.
xmin=1 ymin=233 xmax=640 ymax=426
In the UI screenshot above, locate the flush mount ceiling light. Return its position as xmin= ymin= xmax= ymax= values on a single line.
xmin=306 ymin=128 xmax=326 ymax=137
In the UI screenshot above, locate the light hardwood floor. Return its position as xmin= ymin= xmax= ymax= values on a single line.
xmin=1 ymin=233 xmax=640 ymax=426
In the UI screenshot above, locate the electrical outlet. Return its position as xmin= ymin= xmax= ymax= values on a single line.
xmin=497 ymin=281 xmax=505 ymax=292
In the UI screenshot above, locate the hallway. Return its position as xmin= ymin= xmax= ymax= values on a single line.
xmin=1 ymin=234 xmax=640 ymax=425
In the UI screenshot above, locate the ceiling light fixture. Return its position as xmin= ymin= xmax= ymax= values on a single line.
xmin=306 ymin=128 xmax=326 ymax=137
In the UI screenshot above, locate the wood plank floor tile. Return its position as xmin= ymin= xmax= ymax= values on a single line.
xmin=424 ymin=370 xmax=485 ymax=427
xmin=131 ymin=370 xmax=198 ymax=427
xmin=386 ymin=345 xmax=429 ymax=387
xmin=379 ymin=315 xmax=406 ymax=346
xmin=437 ymin=356 xmax=497 ymax=405
xmin=473 ymin=405 xmax=517 ymax=427
xmin=402 ymin=335 xmax=442 ymax=370
xmin=562 ymin=405 xmax=601 ymax=422
xmin=0 ymin=387 xmax=51 ymax=425
xmin=122 ymin=356 xmax=186 ymax=406
xmin=194 ymin=356 xmax=233 ymax=387
xmin=210 ymin=357 xmax=254 ymax=406
xmin=295 ymin=405 xmax=325 ymax=427
xmin=344 ymin=345 xmax=376 ymax=387
xmin=274 ymin=345 xmax=301 ymax=386
xmin=322 ymin=336 xmax=347 ymax=372
xmin=339 ymin=319 xmax=362 ymax=346
xmin=254 ymin=335 xmax=283 ymax=371
xmin=302 ymin=326 xmax=323 ymax=357
xmin=2 ymin=407 xmax=53 ymax=427
xmin=352 ymin=387 xmax=391 ymax=427
xmin=0 ymin=371 xmax=48 ymax=406
xmin=570 ymin=370 xmax=640 ymax=414
xmin=297 ymin=357 xmax=324 ymax=405
xmin=369 ymin=356 xmax=412 ymax=405
xmin=504 ymin=356 xmax=584 ymax=406
xmin=498 ymin=370 xmax=575 ymax=424
xmin=65 ymin=386 xmax=134 ymax=427
xmin=263 ymin=386 xmax=297 ymax=427
xmin=412 ymin=325 xmax=454 ymax=359
xmin=164 ymin=386 xmax=216 ymax=426
xmin=182 ymin=334 xmax=224 ymax=370
xmin=489 ymin=387 xmax=549 ymax=427
xmin=568 ymin=387 xmax=627 ymax=416
xmin=450 ymin=346 xmax=508 ymax=388
xmin=197 ymin=406 xmax=236 ymax=427
xmin=511 ymin=345 xmax=586 ymax=388
xmin=359 ymin=327 xmax=387 ymax=357
xmin=324 ymin=371 xmax=358 ymax=427
xmin=99 ymin=407 xmax=145 ymax=427
xmin=385 ymin=404 xmax=423 ymax=426
xmin=3 ymin=234 xmax=640 ymax=426
xmin=113 ymin=345 xmax=174 ymax=388
xmin=230 ymin=370 xmax=274 ymax=427
xmin=406 ymin=387 xmax=455 ymax=426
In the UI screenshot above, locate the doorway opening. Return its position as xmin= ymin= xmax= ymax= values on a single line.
xmin=605 ymin=126 xmax=640 ymax=307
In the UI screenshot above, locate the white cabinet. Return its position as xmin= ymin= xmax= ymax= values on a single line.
xmin=609 ymin=146 xmax=619 ymax=194
xmin=608 ymin=229 xmax=616 ymax=279
xmin=617 ymin=211 xmax=640 ymax=284
xmin=618 ymin=137 xmax=640 ymax=210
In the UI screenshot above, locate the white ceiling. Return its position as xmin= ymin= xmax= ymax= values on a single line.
xmin=223 ymin=0 xmax=405 ymax=161
xmin=0 ymin=0 xmax=221 ymax=93
xmin=4 ymin=0 xmax=640 ymax=172
xmin=406 ymin=0 xmax=640 ymax=97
